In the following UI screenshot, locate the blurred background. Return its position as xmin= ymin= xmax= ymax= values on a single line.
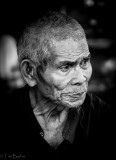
xmin=0 ymin=0 xmax=116 ymax=107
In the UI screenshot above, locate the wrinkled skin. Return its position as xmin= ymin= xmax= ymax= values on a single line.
xmin=35 ymin=38 xmax=92 ymax=109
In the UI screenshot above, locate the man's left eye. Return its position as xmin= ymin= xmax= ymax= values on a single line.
xmin=59 ymin=65 xmax=70 ymax=72
xmin=80 ymin=58 xmax=90 ymax=69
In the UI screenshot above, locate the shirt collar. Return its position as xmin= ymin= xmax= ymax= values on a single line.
xmin=80 ymin=93 xmax=92 ymax=134
xmin=62 ymin=108 xmax=81 ymax=144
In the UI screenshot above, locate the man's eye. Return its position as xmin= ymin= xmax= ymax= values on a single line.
xmin=59 ymin=65 xmax=70 ymax=72
xmin=80 ymin=58 xmax=90 ymax=69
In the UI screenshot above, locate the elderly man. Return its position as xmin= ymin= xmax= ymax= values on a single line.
xmin=1 ymin=12 xmax=114 ymax=159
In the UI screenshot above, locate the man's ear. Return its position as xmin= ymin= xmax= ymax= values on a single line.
xmin=20 ymin=59 xmax=37 ymax=87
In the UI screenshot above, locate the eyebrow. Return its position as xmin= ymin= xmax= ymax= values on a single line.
xmin=56 ymin=53 xmax=91 ymax=67
xmin=56 ymin=61 xmax=76 ymax=67
xmin=83 ymin=53 xmax=91 ymax=60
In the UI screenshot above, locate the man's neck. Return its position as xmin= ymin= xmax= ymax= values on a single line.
xmin=29 ymin=87 xmax=69 ymax=148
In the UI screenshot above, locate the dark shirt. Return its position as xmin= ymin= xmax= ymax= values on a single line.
xmin=0 ymin=85 xmax=115 ymax=159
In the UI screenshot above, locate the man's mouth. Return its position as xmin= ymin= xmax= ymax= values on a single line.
xmin=61 ymin=92 xmax=86 ymax=102
xmin=68 ymin=92 xmax=84 ymax=97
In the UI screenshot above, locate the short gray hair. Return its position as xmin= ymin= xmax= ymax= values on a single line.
xmin=17 ymin=11 xmax=86 ymax=70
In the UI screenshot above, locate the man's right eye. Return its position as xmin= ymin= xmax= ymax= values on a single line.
xmin=59 ymin=65 xmax=70 ymax=72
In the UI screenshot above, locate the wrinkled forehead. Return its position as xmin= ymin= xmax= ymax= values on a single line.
xmin=51 ymin=38 xmax=89 ymax=62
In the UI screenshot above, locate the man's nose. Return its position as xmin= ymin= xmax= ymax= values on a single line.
xmin=70 ymin=66 xmax=86 ymax=85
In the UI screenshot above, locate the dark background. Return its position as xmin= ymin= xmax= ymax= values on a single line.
xmin=0 ymin=0 xmax=116 ymax=107
xmin=0 ymin=0 xmax=116 ymax=38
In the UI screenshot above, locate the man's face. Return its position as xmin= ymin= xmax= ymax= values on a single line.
xmin=36 ymin=38 xmax=92 ymax=108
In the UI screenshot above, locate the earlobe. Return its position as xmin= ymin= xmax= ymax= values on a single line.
xmin=20 ymin=59 xmax=37 ymax=87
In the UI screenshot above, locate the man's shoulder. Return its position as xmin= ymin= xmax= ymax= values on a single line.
xmin=2 ymin=85 xmax=30 ymax=120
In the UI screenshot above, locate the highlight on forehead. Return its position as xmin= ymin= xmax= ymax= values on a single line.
xmin=51 ymin=37 xmax=88 ymax=57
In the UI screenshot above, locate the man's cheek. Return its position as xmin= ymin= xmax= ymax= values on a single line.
xmin=52 ymin=75 xmax=71 ymax=91
xmin=53 ymin=79 xmax=69 ymax=91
